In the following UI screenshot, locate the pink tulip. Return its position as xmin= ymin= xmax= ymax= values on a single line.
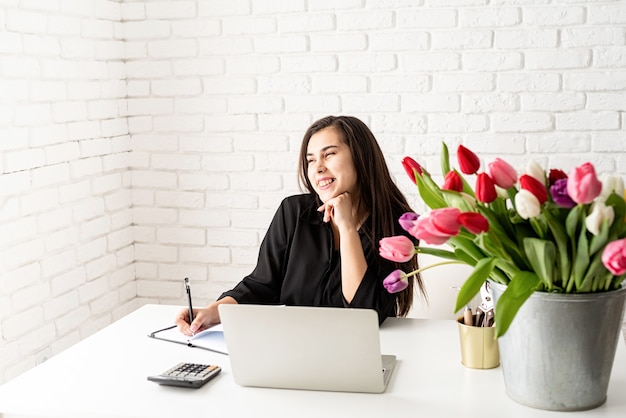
xmin=519 ymin=174 xmax=548 ymax=204
xmin=457 ymin=145 xmax=481 ymax=175
xmin=379 ymin=236 xmax=416 ymax=263
xmin=442 ymin=171 xmax=463 ymax=192
xmin=429 ymin=207 xmax=462 ymax=235
xmin=475 ymin=173 xmax=497 ymax=203
xmin=487 ymin=158 xmax=517 ymax=189
xmin=458 ymin=212 xmax=489 ymax=234
xmin=602 ymin=238 xmax=626 ymax=276
xmin=567 ymin=163 xmax=602 ymax=204
xmin=412 ymin=209 xmax=461 ymax=245
xmin=383 ymin=269 xmax=409 ymax=293
xmin=402 ymin=156 xmax=423 ymax=184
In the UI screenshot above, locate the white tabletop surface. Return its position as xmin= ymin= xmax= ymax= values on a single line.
xmin=0 ymin=304 xmax=625 ymax=418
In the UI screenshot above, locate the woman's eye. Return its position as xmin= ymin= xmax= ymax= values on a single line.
xmin=325 ymin=151 xmax=335 ymax=158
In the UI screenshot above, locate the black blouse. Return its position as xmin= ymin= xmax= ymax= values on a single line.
xmin=219 ymin=193 xmax=412 ymax=324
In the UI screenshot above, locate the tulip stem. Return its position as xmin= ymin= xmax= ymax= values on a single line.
xmin=406 ymin=260 xmax=466 ymax=277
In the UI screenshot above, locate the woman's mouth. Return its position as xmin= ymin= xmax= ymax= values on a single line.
xmin=318 ymin=178 xmax=335 ymax=189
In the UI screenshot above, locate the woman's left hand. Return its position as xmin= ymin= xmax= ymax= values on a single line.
xmin=318 ymin=191 xmax=356 ymax=231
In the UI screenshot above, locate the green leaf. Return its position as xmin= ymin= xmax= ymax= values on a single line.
xmin=522 ymin=237 xmax=555 ymax=289
xmin=441 ymin=190 xmax=474 ymax=212
xmin=589 ymin=220 xmax=610 ymax=256
xmin=415 ymin=173 xmax=447 ymax=209
xmin=440 ymin=142 xmax=450 ymax=175
xmin=494 ymin=271 xmax=542 ymax=337
xmin=454 ymin=257 xmax=497 ymax=312
xmin=415 ymin=246 xmax=457 ymax=260
xmin=542 ymin=207 xmax=571 ymax=284
xmin=571 ymin=227 xmax=590 ymax=290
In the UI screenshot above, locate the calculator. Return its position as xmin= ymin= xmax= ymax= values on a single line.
xmin=147 ymin=362 xmax=222 ymax=388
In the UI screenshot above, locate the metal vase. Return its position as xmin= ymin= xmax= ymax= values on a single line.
xmin=490 ymin=280 xmax=626 ymax=411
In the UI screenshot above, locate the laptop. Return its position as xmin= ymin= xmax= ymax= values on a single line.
xmin=218 ymin=304 xmax=396 ymax=393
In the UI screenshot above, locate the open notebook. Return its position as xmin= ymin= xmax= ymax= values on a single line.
xmin=218 ymin=304 xmax=396 ymax=393
xmin=148 ymin=323 xmax=228 ymax=355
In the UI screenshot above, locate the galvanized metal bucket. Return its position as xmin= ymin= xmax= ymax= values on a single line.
xmin=490 ymin=280 xmax=626 ymax=411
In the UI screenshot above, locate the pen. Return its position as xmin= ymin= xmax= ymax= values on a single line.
xmin=184 ymin=277 xmax=194 ymax=324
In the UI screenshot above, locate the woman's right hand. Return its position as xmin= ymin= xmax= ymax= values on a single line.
xmin=174 ymin=297 xmax=238 ymax=336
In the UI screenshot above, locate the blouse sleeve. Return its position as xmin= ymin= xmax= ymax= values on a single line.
xmin=218 ymin=199 xmax=293 ymax=304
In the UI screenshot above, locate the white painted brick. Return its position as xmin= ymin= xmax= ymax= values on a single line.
xmin=153 ymin=115 xmax=204 ymax=133
xmin=310 ymin=33 xmax=367 ymax=52
xmin=50 ymin=267 xmax=86 ymax=297
xmin=403 ymin=94 xmax=460 ymax=113
xmin=460 ymin=7 xmax=520 ymax=27
xmin=433 ymin=73 xmax=494 ymax=92
xmin=336 ymin=10 xmax=393 ymax=30
xmin=6 ymin=9 xmax=46 ymax=34
xmin=556 ymin=111 xmax=620 ymax=131
xmin=283 ymin=95 xmax=340 ymax=113
xmin=526 ymin=50 xmax=591 ymax=70
xmin=14 ymin=103 xmax=52 ymax=126
xmin=90 ymin=291 xmax=120 ymax=315
xmin=40 ymin=249 xmax=77 ymax=278
xmin=58 ymin=180 xmax=90 ymax=204
xmin=202 ymin=154 xmax=254 ymax=172
xmin=370 ymin=113 xmax=427 ymax=134
xmin=0 ymin=262 xmax=39 ymax=294
xmin=72 ymin=198 xmax=106 ymax=223
xmin=203 ymin=76 xmax=256 ymax=94
xmin=31 ymin=163 xmax=70 ymax=188
xmin=127 ymin=98 xmax=173 ymax=115
xmin=155 ymin=191 xmax=204 ymax=208
xmin=55 ymin=306 xmax=90 ymax=337
xmin=339 ymin=54 xmax=397 ymax=73
xmin=0 ymin=31 xmax=23 ymax=54
xmin=254 ymin=35 xmax=307 ymax=54
xmin=48 ymin=15 xmax=81 ymax=36
xmin=564 ymin=72 xmax=626 ymax=91
xmin=204 ymin=114 xmax=257 ymax=132
xmin=122 ymin=21 xmax=171 ymax=40
xmin=134 ymin=244 xmax=178 ymax=262
xmin=463 ymin=51 xmax=522 ymax=71
xmin=428 ymin=114 xmax=488 ymax=133
xmin=172 ymin=19 xmax=221 ymax=37
xmin=44 ymin=226 xmax=79 ymax=253
xmin=206 ymin=229 xmax=259 ymax=247
xmin=84 ymin=255 xmax=117 ymax=281
xmin=20 ymin=188 xmax=58 ymax=216
xmin=343 ymin=94 xmax=400 ymax=113
xmin=222 ymin=16 xmax=276 ymax=35
xmin=312 ymin=75 xmax=367 ymax=93
xmin=146 ymin=1 xmax=197 ymax=19
xmin=401 ymin=52 xmax=460 ymax=72
xmin=461 ymin=93 xmax=518 ymax=113
xmin=205 ymin=192 xmax=258 ymax=210
xmin=281 ymin=55 xmax=337 ymax=73
xmin=562 ymin=27 xmax=624 ymax=48
xmin=228 ymin=96 xmax=284 ymax=114
xmin=3 ymin=148 xmax=46 ymax=173
xmin=521 ymin=93 xmax=585 ymax=112
xmin=432 ymin=30 xmax=493 ymax=50
xmin=370 ymin=32 xmax=429 ymax=52
xmin=175 ymin=97 xmax=228 ymax=114
xmin=397 ymin=8 xmax=457 ymax=28
xmin=11 ymin=282 xmax=50 ymax=312
xmin=587 ymin=92 xmax=626 ymax=111
xmin=495 ymin=29 xmax=558 ymax=49
xmin=524 ymin=6 xmax=585 ymax=26
xmin=278 ymin=13 xmax=334 ymax=33
xmin=492 ymin=112 xmax=554 ymax=133
xmin=2 ymin=306 xmax=44 ymax=340
xmin=589 ymin=4 xmax=626 ymax=24
xmin=157 ymin=227 xmax=205 ymax=245
xmin=594 ymin=47 xmax=626 ymax=68
xmin=180 ymin=246 xmax=230 ymax=263
xmin=79 ymin=215 xmax=112 ymax=242
xmin=148 ymin=39 xmax=198 ymax=58
xmin=251 ymin=0 xmax=305 ymax=14
xmin=226 ymin=56 xmax=280 ymax=75
xmin=173 ymin=58 xmax=224 ymax=76
xmin=199 ymin=37 xmax=254 ymax=55
xmin=498 ymin=73 xmax=560 ymax=92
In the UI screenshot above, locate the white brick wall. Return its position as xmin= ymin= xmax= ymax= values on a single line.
xmin=1 ymin=0 xmax=626 ymax=385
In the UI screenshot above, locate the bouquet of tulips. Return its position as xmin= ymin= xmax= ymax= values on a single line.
xmin=379 ymin=142 xmax=626 ymax=336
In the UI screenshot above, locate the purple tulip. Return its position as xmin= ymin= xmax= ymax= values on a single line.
xmin=382 ymin=269 xmax=409 ymax=293
xmin=550 ymin=178 xmax=576 ymax=209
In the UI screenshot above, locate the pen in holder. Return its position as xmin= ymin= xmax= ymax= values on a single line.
xmin=456 ymin=282 xmax=500 ymax=369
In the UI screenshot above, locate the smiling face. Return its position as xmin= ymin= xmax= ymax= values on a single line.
xmin=306 ymin=127 xmax=359 ymax=203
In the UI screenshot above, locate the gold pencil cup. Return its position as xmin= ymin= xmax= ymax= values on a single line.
xmin=457 ymin=315 xmax=500 ymax=369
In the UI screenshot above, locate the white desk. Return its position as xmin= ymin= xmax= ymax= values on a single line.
xmin=1 ymin=304 xmax=625 ymax=418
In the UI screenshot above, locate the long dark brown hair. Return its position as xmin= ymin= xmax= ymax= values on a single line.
xmin=297 ymin=115 xmax=424 ymax=317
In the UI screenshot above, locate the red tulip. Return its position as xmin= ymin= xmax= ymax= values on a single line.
xmin=475 ymin=173 xmax=497 ymax=203
xmin=402 ymin=156 xmax=423 ymax=184
xmin=548 ymin=169 xmax=568 ymax=186
xmin=458 ymin=212 xmax=489 ymax=234
xmin=519 ymin=174 xmax=548 ymax=204
xmin=442 ymin=171 xmax=463 ymax=192
xmin=567 ymin=163 xmax=602 ymax=204
xmin=487 ymin=158 xmax=517 ymax=189
xmin=457 ymin=145 xmax=480 ymax=175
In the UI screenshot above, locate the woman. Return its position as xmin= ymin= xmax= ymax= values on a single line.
xmin=176 ymin=116 xmax=423 ymax=335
